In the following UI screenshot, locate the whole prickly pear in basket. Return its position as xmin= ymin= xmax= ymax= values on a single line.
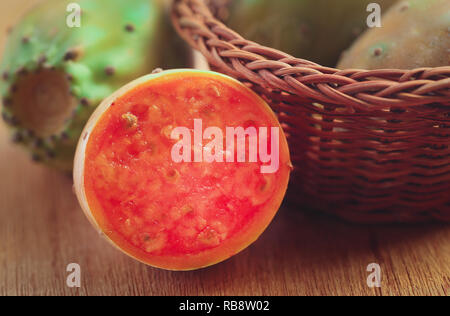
xmin=222 ymin=0 xmax=399 ymax=67
xmin=338 ymin=0 xmax=450 ymax=69
xmin=0 ymin=0 xmax=187 ymax=172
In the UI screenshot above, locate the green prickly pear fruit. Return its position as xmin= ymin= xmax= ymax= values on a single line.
xmin=0 ymin=0 xmax=187 ymax=172
xmin=223 ymin=0 xmax=399 ymax=67
xmin=338 ymin=0 xmax=450 ymax=69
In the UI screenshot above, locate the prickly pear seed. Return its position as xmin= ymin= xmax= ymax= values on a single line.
xmin=121 ymin=112 xmax=138 ymax=128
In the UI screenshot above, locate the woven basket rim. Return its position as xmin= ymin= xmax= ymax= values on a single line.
xmin=171 ymin=0 xmax=450 ymax=113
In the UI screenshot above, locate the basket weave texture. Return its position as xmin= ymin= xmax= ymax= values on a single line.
xmin=171 ymin=0 xmax=450 ymax=223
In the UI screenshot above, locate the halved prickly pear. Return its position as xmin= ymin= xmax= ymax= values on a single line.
xmin=73 ymin=69 xmax=291 ymax=270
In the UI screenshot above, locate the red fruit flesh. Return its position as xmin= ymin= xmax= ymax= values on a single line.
xmin=82 ymin=71 xmax=291 ymax=270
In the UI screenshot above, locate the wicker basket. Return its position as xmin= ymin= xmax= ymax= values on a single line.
xmin=171 ymin=0 xmax=450 ymax=223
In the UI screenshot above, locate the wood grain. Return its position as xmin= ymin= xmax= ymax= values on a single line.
xmin=0 ymin=0 xmax=449 ymax=296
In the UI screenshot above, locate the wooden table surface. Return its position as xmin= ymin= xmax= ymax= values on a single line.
xmin=0 ymin=0 xmax=449 ymax=296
